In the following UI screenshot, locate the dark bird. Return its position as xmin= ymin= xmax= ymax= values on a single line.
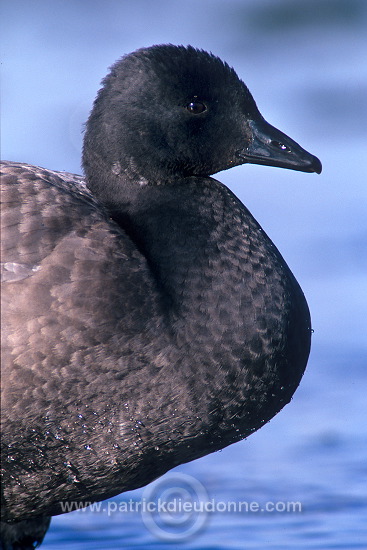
xmin=0 ymin=44 xmax=321 ymax=549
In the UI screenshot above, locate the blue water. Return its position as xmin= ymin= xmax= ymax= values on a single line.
xmin=2 ymin=0 xmax=367 ymax=548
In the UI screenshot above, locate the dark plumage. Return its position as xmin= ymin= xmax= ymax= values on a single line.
xmin=0 ymin=44 xmax=321 ymax=548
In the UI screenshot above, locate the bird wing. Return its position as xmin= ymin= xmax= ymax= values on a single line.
xmin=1 ymin=161 xmax=161 ymax=417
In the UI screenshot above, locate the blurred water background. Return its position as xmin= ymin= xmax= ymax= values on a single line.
xmin=1 ymin=0 xmax=366 ymax=548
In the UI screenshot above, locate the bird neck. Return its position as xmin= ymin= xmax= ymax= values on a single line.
xmin=109 ymin=176 xmax=251 ymax=326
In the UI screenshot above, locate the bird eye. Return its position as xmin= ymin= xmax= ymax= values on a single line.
xmin=186 ymin=101 xmax=207 ymax=114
